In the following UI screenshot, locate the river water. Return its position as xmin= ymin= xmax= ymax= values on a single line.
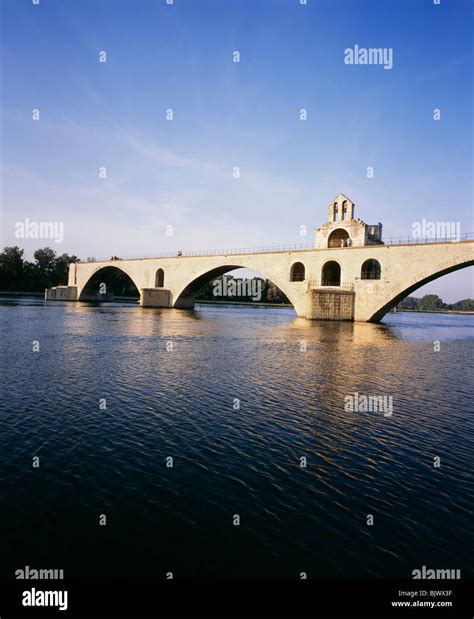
xmin=0 ymin=297 xmax=472 ymax=579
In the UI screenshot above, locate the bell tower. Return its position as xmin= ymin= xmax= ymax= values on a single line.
xmin=328 ymin=194 xmax=355 ymax=223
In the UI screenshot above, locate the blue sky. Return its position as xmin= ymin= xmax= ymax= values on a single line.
xmin=1 ymin=0 xmax=472 ymax=301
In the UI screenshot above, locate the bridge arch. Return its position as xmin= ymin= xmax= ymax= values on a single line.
xmin=368 ymin=260 xmax=474 ymax=322
xmin=78 ymin=265 xmax=141 ymax=301
xmin=173 ymin=264 xmax=300 ymax=311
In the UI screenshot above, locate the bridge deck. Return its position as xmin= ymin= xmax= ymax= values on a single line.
xmin=81 ymin=234 xmax=473 ymax=265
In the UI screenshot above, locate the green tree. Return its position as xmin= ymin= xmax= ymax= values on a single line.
xmin=22 ymin=260 xmax=40 ymax=292
xmin=452 ymin=298 xmax=474 ymax=311
xmin=0 ymin=246 xmax=24 ymax=290
xmin=33 ymin=247 xmax=57 ymax=289
xmin=397 ymin=296 xmax=418 ymax=309
xmin=418 ymin=294 xmax=444 ymax=310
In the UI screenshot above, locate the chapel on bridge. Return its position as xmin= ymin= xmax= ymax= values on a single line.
xmin=315 ymin=194 xmax=383 ymax=248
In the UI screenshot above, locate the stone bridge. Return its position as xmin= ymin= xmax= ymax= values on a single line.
xmin=46 ymin=194 xmax=474 ymax=322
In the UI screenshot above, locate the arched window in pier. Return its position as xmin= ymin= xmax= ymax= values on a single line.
xmin=290 ymin=262 xmax=305 ymax=282
xmin=361 ymin=259 xmax=381 ymax=280
xmin=328 ymin=228 xmax=350 ymax=248
xmin=321 ymin=261 xmax=341 ymax=286
xmin=155 ymin=268 xmax=165 ymax=288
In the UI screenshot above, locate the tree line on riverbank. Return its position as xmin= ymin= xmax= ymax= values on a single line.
xmin=396 ymin=295 xmax=474 ymax=312
xmin=196 ymin=276 xmax=290 ymax=304
xmin=0 ymin=246 xmax=79 ymax=292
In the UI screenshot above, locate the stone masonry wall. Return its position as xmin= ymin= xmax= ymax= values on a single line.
xmin=307 ymin=289 xmax=355 ymax=321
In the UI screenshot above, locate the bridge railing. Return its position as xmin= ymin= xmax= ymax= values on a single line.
xmin=308 ymin=281 xmax=355 ymax=292
xmin=80 ymin=232 xmax=473 ymax=263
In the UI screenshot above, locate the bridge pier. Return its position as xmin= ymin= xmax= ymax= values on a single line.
xmin=306 ymin=287 xmax=355 ymax=321
xmin=140 ymin=288 xmax=172 ymax=308
xmin=45 ymin=285 xmax=78 ymax=301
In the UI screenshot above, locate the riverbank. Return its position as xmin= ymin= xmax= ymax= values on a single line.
xmin=394 ymin=308 xmax=474 ymax=315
